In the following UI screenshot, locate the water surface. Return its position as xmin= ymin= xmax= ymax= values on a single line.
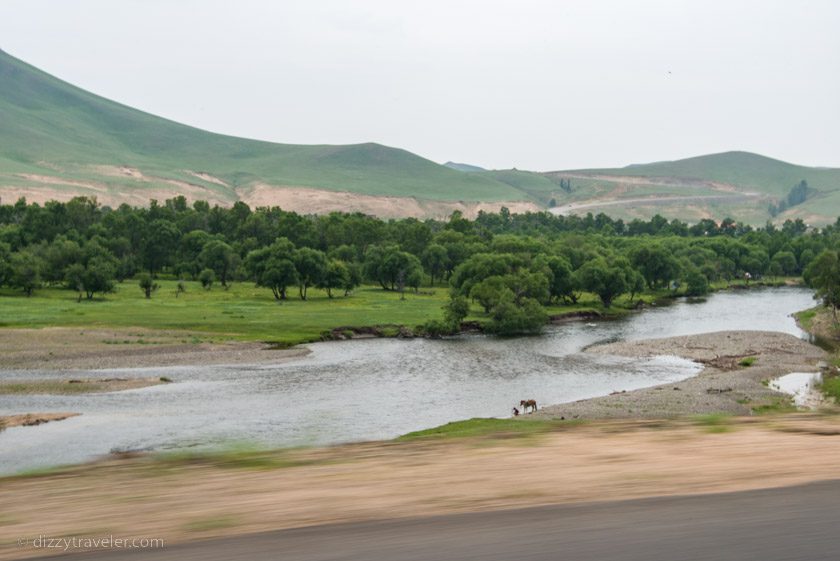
xmin=0 ymin=287 xmax=815 ymax=474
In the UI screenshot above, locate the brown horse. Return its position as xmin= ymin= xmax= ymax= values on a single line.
xmin=519 ymin=399 xmax=537 ymax=413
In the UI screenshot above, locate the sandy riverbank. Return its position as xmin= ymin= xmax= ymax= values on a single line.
xmin=0 ymin=412 xmax=79 ymax=429
xmin=0 ymin=328 xmax=309 ymax=370
xmin=3 ymin=414 xmax=840 ymax=559
xmin=535 ymin=330 xmax=828 ymax=420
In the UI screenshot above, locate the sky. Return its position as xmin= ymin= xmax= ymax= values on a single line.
xmin=2 ymin=0 xmax=838 ymax=170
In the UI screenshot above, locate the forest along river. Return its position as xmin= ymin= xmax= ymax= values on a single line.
xmin=0 ymin=287 xmax=815 ymax=474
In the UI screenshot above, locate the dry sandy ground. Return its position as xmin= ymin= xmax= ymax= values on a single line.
xmin=0 ymin=328 xmax=309 ymax=370
xmin=1 ymin=169 xmax=540 ymax=219
xmin=0 ymin=413 xmax=79 ymax=428
xmin=3 ymin=415 xmax=840 ymax=559
xmin=537 ymin=331 xmax=826 ymax=420
xmin=239 ymin=183 xmax=539 ymax=219
xmin=0 ymin=377 xmax=167 ymax=395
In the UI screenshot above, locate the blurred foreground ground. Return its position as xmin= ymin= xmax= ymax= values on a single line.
xmin=3 ymin=414 xmax=840 ymax=559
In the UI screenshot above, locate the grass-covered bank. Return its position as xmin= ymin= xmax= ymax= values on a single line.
xmin=0 ymin=278 xmax=722 ymax=346
xmin=0 ymin=277 xmax=803 ymax=355
xmin=397 ymin=418 xmax=570 ymax=441
xmin=0 ymin=281 xmax=451 ymax=345
xmin=795 ymin=306 xmax=840 ymax=403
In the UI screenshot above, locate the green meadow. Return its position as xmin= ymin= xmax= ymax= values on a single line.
xmin=0 ymin=279 xmax=659 ymax=345
xmin=0 ymin=281 xmax=452 ymax=344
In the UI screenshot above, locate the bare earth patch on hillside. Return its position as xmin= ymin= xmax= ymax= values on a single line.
xmin=185 ymin=170 xmax=230 ymax=187
xmin=240 ymin=184 xmax=540 ymax=219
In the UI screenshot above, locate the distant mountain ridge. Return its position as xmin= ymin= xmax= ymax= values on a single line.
xmin=1 ymin=48 xmax=839 ymax=223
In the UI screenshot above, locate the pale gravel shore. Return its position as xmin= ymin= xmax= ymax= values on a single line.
xmin=0 ymin=328 xmax=310 ymax=370
xmin=534 ymin=331 xmax=829 ymax=420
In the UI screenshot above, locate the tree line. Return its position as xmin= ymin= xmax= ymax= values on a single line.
xmin=1 ymin=195 xmax=839 ymax=334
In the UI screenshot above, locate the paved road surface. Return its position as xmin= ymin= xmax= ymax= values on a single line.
xmin=31 ymin=480 xmax=840 ymax=561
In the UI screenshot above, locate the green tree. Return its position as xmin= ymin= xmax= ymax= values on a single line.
xmin=771 ymin=251 xmax=797 ymax=276
xmin=485 ymin=292 xmax=547 ymax=335
xmin=627 ymin=270 xmax=646 ymax=302
xmin=804 ymin=250 xmax=840 ymax=319
xmin=536 ymin=255 xmax=575 ymax=303
xmin=198 ymin=268 xmax=215 ymax=290
xmin=10 ymin=251 xmax=43 ymax=296
xmin=421 ymin=243 xmax=447 ymax=286
xmin=470 ymin=276 xmax=508 ymax=313
xmin=444 ymin=295 xmax=470 ymax=326
xmin=293 ymin=247 xmax=327 ymax=300
xmin=43 ymin=237 xmax=82 ymax=284
xmin=138 ymin=273 xmax=159 ymax=299
xmin=343 ymin=262 xmax=362 ymax=296
xmin=631 ymin=245 xmax=681 ymax=289
xmin=142 ymin=219 xmax=179 ymax=276
xmin=64 ymin=258 xmax=115 ymax=300
xmin=576 ymin=257 xmax=631 ymax=308
xmin=364 ymin=246 xmax=423 ymax=292
xmin=178 ymin=230 xmax=213 ymax=278
xmin=0 ymin=242 xmax=11 ymax=287
xmin=258 ymin=258 xmax=298 ymax=300
xmin=199 ymin=239 xmax=238 ymax=286
xmin=684 ymin=269 xmax=709 ymax=297
xmin=318 ymin=259 xmax=350 ymax=298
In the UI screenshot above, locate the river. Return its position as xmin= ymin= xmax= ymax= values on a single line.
xmin=0 ymin=287 xmax=815 ymax=474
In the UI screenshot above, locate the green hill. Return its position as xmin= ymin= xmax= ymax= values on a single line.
xmin=2 ymin=47 xmax=839 ymax=223
xmin=0 ymin=48 xmax=526 ymax=209
xmin=567 ymin=152 xmax=840 ymax=197
xmin=544 ymin=152 xmax=840 ymax=225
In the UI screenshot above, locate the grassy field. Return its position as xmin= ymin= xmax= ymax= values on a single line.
xmin=0 ymin=277 xmax=780 ymax=346
xmin=0 ymin=281 xmax=455 ymax=344
xmin=0 ymin=278 xmax=662 ymax=345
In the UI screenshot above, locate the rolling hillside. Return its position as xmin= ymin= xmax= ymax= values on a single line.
xmin=2 ymin=47 xmax=839 ymax=223
xmin=543 ymin=152 xmax=840 ymax=225
xmin=0 ymin=48 xmax=534 ymax=216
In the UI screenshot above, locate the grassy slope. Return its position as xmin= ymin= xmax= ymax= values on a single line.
xmin=4 ymin=47 xmax=838 ymax=221
xmin=548 ymin=152 xmax=840 ymax=224
xmin=560 ymin=152 xmax=840 ymax=197
xmin=476 ymin=169 xmax=564 ymax=205
xmin=0 ymin=49 xmax=522 ymax=202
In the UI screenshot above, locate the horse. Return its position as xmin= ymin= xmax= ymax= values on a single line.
xmin=520 ymin=399 xmax=537 ymax=413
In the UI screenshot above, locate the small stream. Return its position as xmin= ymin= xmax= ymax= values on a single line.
xmin=771 ymin=372 xmax=823 ymax=407
xmin=0 ymin=287 xmax=815 ymax=474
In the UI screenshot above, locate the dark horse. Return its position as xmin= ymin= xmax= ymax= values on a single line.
xmin=520 ymin=399 xmax=537 ymax=413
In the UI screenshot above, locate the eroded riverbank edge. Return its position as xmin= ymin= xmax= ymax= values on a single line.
xmin=534 ymin=330 xmax=829 ymax=420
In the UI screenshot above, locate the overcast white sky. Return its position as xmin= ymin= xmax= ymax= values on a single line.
xmin=2 ymin=0 xmax=838 ymax=170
